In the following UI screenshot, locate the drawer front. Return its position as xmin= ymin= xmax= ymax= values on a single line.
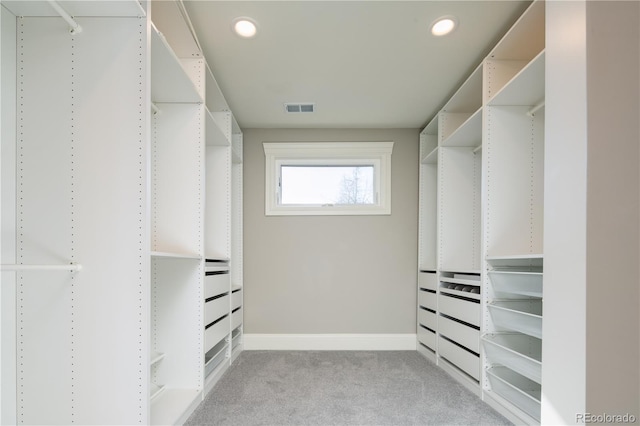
xmin=205 ymin=272 xmax=230 ymax=299
xmin=438 ymin=294 xmax=480 ymax=327
xmin=418 ymin=308 xmax=437 ymax=331
xmin=438 ymin=336 xmax=480 ymax=381
xmin=205 ymin=316 xmax=230 ymax=354
xmin=204 ymin=295 xmax=229 ymax=326
xmin=231 ymin=307 xmax=243 ymax=330
xmin=417 ymin=326 xmax=436 ymax=351
xmin=231 ymin=290 xmax=242 ymax=310
xmin=438 ymin=315 xmax=480 ymax=353
xmin=418 ymin=272 xmax=437 ymax=291
xmin=418 ymin=289 xmax=437 ymax=310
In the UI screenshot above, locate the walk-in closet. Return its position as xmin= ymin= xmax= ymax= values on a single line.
xmin=1 ymin=0 xmax=638 ymax=425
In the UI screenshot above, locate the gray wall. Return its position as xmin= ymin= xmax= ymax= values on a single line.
xmin=243 ymin=128 xmax=419 ymax=334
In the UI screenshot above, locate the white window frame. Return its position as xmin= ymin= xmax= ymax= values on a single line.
xmin=263 ymin=142 xmax=394 ymax=216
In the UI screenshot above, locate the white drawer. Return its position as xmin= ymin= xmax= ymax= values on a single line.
xmin=204 ymin=295 xmax=229 ymax=326
xmin=438 ymin=293 xmax=480 ymax=327
xmin=417 ymin=326 xmax=436 ymax=351
xmin=205 ymin=272 xmax=230 ymax=299
xmin=418 ymin=289 xmax=437 ymax=310
xmin=231 ymin=289 xmax=242 ymax=310
xmin=438 ymin=315 xmax=480 ymax=353
xmin=418 ymin=308 xmax=437 ymax=331
xmin=418 ymin=272 xmax=437 ymax=291
xmin=204 ymin=315 xmax=230 ymax=354
xmin=231 ymin=307 xmax=243 ymax=330
xmin=438 ymin=335 xmax=480 ymax=381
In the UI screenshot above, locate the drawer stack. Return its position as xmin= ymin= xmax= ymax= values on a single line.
xmin=204 ymin=262 xmax=230 ymax=377
xmin=417 ymin=271 xmax=438 ymax=356
xmin=483 ymin=257 xmax=543 ymax=422
xmin=437 ymin=272 xmax=481 ymax=382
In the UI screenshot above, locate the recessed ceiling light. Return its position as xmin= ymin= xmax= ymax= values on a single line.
xmin=233 ymin=17 xmax=257 ymax=38
xmin=431 ymin=16 xmax=457 ymax=36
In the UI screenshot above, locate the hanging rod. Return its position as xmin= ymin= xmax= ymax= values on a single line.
xmin=473 ymin=145 xmax=482 ymax=153
xmin=527 ymin=100 xmax=545 ymax=117
xmin=1 ymin=264 xmax=82 ymax=272
xmin=47 ymin=0 xmax=82 ymax=35
xmin=151 ymin=102 xmax=161 ymax=115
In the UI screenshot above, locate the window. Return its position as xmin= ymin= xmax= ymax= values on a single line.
xmin=263 ymin=142 xmax=394 ymax=216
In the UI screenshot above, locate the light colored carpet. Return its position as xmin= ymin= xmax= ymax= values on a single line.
xmin=185 ymin=350 xmax=511 ymax=426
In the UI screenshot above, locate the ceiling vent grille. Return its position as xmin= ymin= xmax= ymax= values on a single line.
xmin=285 ymin=103 xmax=315 ymax=113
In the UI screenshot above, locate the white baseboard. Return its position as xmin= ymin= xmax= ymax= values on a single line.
xmin=243 ymin=334 xmax=417 ymax=351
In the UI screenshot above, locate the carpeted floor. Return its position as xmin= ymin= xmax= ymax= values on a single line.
xmin=185 ymin=350 xmax=511 ymax=425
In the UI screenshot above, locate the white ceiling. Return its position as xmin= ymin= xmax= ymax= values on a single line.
xmin=178 ymin=1 xmax=531 ymax=129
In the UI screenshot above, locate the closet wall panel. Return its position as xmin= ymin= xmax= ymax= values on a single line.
xmin=1 ymin=8 xmax=18 ymax=425
xmin=14 ymin=16 xmax=149 ymax=424
xmin=15 ymin=19 xmax=75 ymax=425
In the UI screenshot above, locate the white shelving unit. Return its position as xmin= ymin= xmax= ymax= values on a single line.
xmin=417 ymin=1 xmax=545 ymax=423
xmin=417 ymin=117 xmax=439 ymax=363
xmin=1 ymin=0 xmax=243 ymax=424
xmin=1 ymin=2 xmax=150 ymax=424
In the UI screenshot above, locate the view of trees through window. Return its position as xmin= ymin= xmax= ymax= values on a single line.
xmin=280 ymin=165 xmax=374 ymax=205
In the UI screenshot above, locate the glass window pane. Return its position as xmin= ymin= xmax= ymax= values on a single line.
xmin=280 ymin=165 xmax=375 ymax=205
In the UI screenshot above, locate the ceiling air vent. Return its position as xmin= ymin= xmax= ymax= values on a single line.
xmin=285 ymin=103 xmax=315 ymax=113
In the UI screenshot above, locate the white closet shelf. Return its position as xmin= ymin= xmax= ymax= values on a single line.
xmin=487 ymin=0 xmax=545 ymax=61
xmin=486 ymin=255 xmax=543 ymax=271
xmin=489 ymin=300 xmax=542 ymax=339
xmin=482 ymin=333 xmax=542 ymax=384
xmin=150 ymin=352 xmax=166 ymax=367
xmin=204 ymin=341 xmax=229 ymax=377
xmin=151 ymin=251 xmax=202 ymax=260
xmin=150 ymin=384 xmax=166 ymax=402
xmin=441 ymin=108 xmax=482 ymax=148
xmin=441 ymin=65 xmax=483 ymax=114
xmin=206 ymin=108 xmax=231 ymax=146
xmin=487 ymin=367 xmax=541 ymax=422
xmin=150 ymin=388 xmax=201 ymax=426
xmin=0 ymin=263 xmax=82 ymax=271
xmin=421 ymin=147 xmax=438 ymax=164
xmin=440 ymin=276 xmax=480 ymax=285
xmin=2 ymin=0 xmax=145 ymax=17
xmin=487 ymin=50 xmax=545 ymax=107
xmin=488 ymin=271 xmax=543 ymax=298
xmin=151 ymin=25 xmax=203 ymax=104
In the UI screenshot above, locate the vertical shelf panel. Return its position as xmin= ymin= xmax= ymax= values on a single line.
xmin=1 ymin=9 xmax=18 ymax=425
xmin=151 ymin=258 xmax=203 ymax=391
xmin=71 ymin=17 xmax=150 ymax=424
xmin=205 ymin=144 xmax=232 ymax=260
xmin=14 ymin=16 xmax=151 ymax=424
xmin=151 ymin=103 xmax=204 ymax=255
xmin=231 ymin=133 xmax=244 ymax=287
xmin=418 ymin=121 xmax=439 ymax=271
xmin=439 ymin=147 xmax=482 ymax=272
xmin=419 ymin=163 xmax=438 ymax=270
xmin=484 ymin=106 xmax=544 ymax=257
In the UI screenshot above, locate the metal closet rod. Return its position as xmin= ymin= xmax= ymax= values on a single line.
xmin=47 ymin=0 xmax=82 ymax=34
xmin=527 ymin=100 xmax=545 ymax=117
xmin=1 ymin=264 xmax=82 ymax=272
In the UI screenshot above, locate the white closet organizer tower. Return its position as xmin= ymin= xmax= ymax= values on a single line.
xmin=0 ymin=1 xmax=243 ymax=424
xmin=416 ymin=1 xmax=544 ymax=424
